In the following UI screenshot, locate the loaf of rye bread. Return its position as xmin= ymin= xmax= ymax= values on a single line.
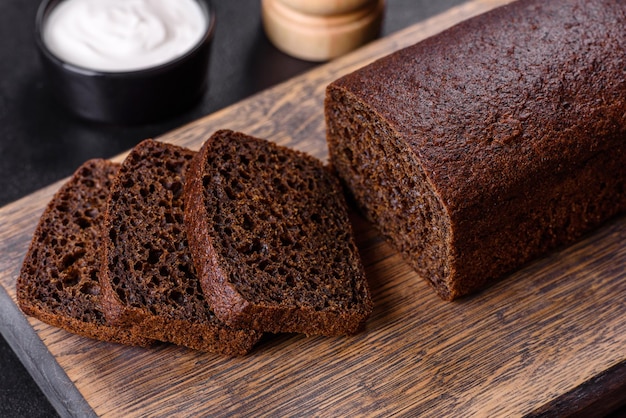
xmin=100 ymin=139 xmax=262 ymax=355
xmin=325 ymin=0 xmax=626 ymax=300
xmin=184 ymin=130 xmax=372 ymax=336
xmin=16 ymin=159 xmax=153 ymax=347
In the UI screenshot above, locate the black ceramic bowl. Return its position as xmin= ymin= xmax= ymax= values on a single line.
xmin=35 ymin=0 xmax=215 ymax=125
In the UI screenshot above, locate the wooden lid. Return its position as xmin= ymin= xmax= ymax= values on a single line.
xmin=278 ymin=0 xmax=374 ymax=16
xmin=262 ymin=0 xmax=385 ymax=62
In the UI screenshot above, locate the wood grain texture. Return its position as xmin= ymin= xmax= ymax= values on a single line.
xmin=2 ymin=0 xmax=626 ymax=416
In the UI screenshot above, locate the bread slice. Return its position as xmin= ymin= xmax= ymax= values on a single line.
xmin=184 ymin=130 xmax=372 ymax=336
xmin=100 ymin=139 xmax=262 ymax=355
xmin=16 ymin=159 xmax=153 ymax=347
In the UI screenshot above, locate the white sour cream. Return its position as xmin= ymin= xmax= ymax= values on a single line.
xmin=43 ymin=0 xmax=207 ymax=72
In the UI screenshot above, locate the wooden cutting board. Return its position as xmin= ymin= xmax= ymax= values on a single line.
xmin=2 ymin=0 xmax=626 ymax=416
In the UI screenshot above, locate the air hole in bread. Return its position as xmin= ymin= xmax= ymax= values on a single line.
xmin=149 ymin=275 xmax=160 ymax=287
xmin=76 ymin=216 xmax=91 ymax=229
xmin=242 ymin=213 xmax=254 ymax=231
xmin=147 ymin=249 xmax=162 ymax=264
xmin=80 ymin=282 xmax=99 ymax=295
xmin=169 ymin=290 xmax=183 ymax=305
xmin=223 ymin=186 xmax=236 ymax=200
xmin=165 ymin=159 xmax=182 ymax=174
xmin=61 ymin=268 xmax=80 ymax=287
xmin=167 ymin=181 xmax=182 ymax=196
xmin=279 ymin=233 xmax=294 ymax=246
xmin=60 ymin=249 xmax=86 ymax=270
xmin=273 ymin=177 xmax=288 ymax=194
xmin=112 ymin=287 xmax=125 ymax=304
xmin=239 ymin=169 xmax=251 ymax=181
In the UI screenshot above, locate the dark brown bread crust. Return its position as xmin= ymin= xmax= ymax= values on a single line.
xmin=100 ymin=139 xmax=261 ymax=355
xmin=16 ymin=159 xmax=153 ymax=347
xmin=184 ymin=130 xmax=372 ymax=336
xmin=325 ymin=0 xmax=626 ymax=300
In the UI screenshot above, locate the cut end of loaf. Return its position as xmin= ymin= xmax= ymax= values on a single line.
xmin=324 ymin=86 xmax=456 ymax=300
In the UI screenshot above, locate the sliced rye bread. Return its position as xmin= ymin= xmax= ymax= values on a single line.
xmin=99 ymin=139 xmax=262 ymax=355
xmin=184 ymin=130 xmax=373 ymax=336
xmin=16 ymin=159 xmax=153 ymax=347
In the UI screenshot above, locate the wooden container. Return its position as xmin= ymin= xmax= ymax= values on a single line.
xmin=261 ymin=0 xmax=385 ymax=61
